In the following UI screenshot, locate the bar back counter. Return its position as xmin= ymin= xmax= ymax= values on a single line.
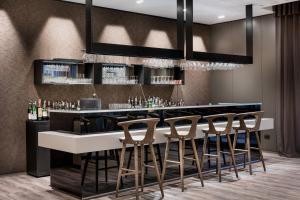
xmin=38 ymin=103 xmax=274 ymax=199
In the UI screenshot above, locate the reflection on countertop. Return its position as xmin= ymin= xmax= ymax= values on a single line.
xmin=48 ymin=102 xmax=262 ymax=114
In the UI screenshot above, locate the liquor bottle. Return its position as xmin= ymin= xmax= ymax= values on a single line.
xmin=146 ymin=96 xmax=150 ymax=108
xmin=42 ymin=100 xmax=48 ymax=120
xmin=134 ymin=96 xmax=138 ymax=108
xmin=77 ymin=100 xmax=80 ymax=111
xmin=128 ymin=96 xmax=132 ymax=108
xmin=180 ymin=99 xmax=184 ymax=106
xmin=37 ymin=99 xmax=43 ymax=121
xmin=148 ymin=97 xmax=153 ymax=108
xmin=47 ymin=101 xmax=51 ymax=118
xmin=32 ymin=101 xmax=37 ymax=120
xmin=139 ymin=96 xmax=142 ymax=107
xmin=28 ymin=102 xmax=32 ymax=120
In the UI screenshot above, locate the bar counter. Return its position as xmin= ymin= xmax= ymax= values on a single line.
xmin=38 ymin=103 xmax=274 ymax=199
xmin=48 ymin=103 xmax=262 ymax=135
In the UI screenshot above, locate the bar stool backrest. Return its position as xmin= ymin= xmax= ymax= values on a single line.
xmin=236 ymin=111 xmax=264 ymax=131
xmin=117 ymin=118 xmax=160 ymax=145
xmin=164 ymin=115 xmax=201 ymax=139
xmin=203 ymin=113 xmax=235 ymax=134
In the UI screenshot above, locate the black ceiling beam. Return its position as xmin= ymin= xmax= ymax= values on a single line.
xmin=91 ymin=43 xmax=183 ymax=59
xmin=85 ymin=0 xmax=184 ymax=59
xmin=185 ymin=0 xmax=253 ymax=64
xmin=246 ymin=4 xmax=253 ymax=59
xmin=177 ymin=0 xmax=185 ymax=52
xmin=186 ymin=0 xmax=194 ymax=60
xmin=85 ymin=0 xmax=93 ymax=53
xmin=191 ymin=52 xmax=252 ymax=64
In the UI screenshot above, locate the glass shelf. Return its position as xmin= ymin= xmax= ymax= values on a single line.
xmin=42 ymin=77 xmax=93 ymax=85
xmin=34 ymin=59 xmax=94 ymax=85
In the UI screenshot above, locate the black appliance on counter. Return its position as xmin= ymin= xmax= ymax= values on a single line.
xmin=26 ymin=120 xmax=50 ymax=177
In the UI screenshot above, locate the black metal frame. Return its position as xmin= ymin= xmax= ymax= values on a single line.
xmin=186 ymin=1 xmax=253 ymax=64
xmin=85 ymin=0 xmax=184 ymax=60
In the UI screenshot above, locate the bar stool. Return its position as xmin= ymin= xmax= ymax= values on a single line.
xmin=201 ymin=113 xmax=239 ymax=182
xmin=161 ymin=115 xmax=204 ymax=192
xmin=80 ymin=118 xmax=122 ymax=191
xmin=126 ymin=144 xmax=163 ymax=175
xmin=230 ymin=111 xmax=266 ymax=175
xmin=81 ymin=150 xmax=121 ymax=191
xmin=116 ymin=118 xmax=164 ymax=200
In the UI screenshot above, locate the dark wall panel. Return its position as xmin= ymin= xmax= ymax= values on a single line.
xmin=209 ymin=15 xmax=277 ymax=151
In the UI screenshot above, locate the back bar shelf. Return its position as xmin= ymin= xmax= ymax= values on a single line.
xmin=144 ymin=66 xmax=184 ymax=86
xmin=34 ymin=59 xmax=93 ymax=85
xmin=34 ymin=59 xmax=184 ymax=86
xmin=93 ymin=63 xmax=143 ymax=85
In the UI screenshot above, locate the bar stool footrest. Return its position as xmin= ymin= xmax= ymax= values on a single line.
xmin=166 ymin=164 xmax=182 ymax=168
xmin=121 ymin=168 xmax=136 ymax=172
xmin=144 ymin=164 xmax=155 ymax=169
xmin=166 ymin=160 xmax=180 ymax=164
xmin=203 ymin=154 xmax=218 ymax=157
xmin=219 ymin=151 xmax=232 ymax=155
xmin=234 ymin=149 xmax=249 ymax=153
xmin=184 ymin=156 xmax=196 ymax=161
xmin=121 ymin=171 xmax=141 ymax=176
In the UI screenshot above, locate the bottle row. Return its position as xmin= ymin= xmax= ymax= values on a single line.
xmin=127 ymin=96 xmax=184 ymax=109
xmin=28 ymin=99 xmax=49 ymax=121
xmin=27 ymin=96 xmax=185 ymax=120
xmin=28 ymin=99 xmax=82 ymax=121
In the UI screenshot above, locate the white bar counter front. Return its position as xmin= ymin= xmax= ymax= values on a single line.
xmin=39 ymin=118 xmax=274 ymax=154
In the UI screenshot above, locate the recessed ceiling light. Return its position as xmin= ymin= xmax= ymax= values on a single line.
xmin=218 ymin=15 xmax=225 ymax=19
xmin=183 ymin=8 xmax=187 ymax=12
xmin=136 ymin=0 xmax=144 ymax=4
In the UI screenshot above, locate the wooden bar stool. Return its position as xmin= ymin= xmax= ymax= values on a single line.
xmin=161 ymin=115 xmax=204 ymax=192
xmin=201 ymin=113 xmax=239 ymax=182
xmin=116 ymin=118 xmax=164 ymax=200
xmin=230 ymin=111 xmax=266 ymax=175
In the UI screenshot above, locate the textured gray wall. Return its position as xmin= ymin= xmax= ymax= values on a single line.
xmin=0 ymin=0 xmax=210 ymax=174
xmin=210 ymin=15 xmax=277 ymax=151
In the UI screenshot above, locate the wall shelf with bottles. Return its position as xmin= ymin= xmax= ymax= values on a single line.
xmin=93 ymin=63 xmax=144 ymax=85
xmin=143 ymin=66 xmax=185 ymax=86
xmin=34 ymin=59 xmax=93 ymax=85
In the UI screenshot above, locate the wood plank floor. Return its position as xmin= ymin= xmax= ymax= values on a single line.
xmin=1 ymin=152 xmax=300 ymax=200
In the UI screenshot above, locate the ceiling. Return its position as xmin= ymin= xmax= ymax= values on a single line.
xmin=61 ymin=0 xmax=297 ymax=24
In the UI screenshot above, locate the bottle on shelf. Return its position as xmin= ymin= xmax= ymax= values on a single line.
xmin=134 ymin=96 xmax=138 ymax=108
xmin=32 ymin=101 xmax=38 ymax=121
xmin=139 ymin=96 xmax=142 ymax=108
xmin=128 ymin=96 xmax=132 ymax=108
xmin=28 ymin=102 xmax=32 ymax=120
xmin=77 ymin=100 xmax=80 ymax=111
xmin=42 ymin=100 xmax=48 ymax=120
xmin=179 ymin=98 xmax=185 ymax=106
xmin=37 ymin=99 xmax=43 ymax=121
xmin=47 ymin=101 xmax=51 ymax=117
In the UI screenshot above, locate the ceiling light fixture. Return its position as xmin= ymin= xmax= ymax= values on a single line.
xmin=136 ymin=0 xmax=144 ymax=4
xmin=183 ymin=8 xmax=186 ymax=12
xmin=218 ymin=15 xmax=225 ymax=19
